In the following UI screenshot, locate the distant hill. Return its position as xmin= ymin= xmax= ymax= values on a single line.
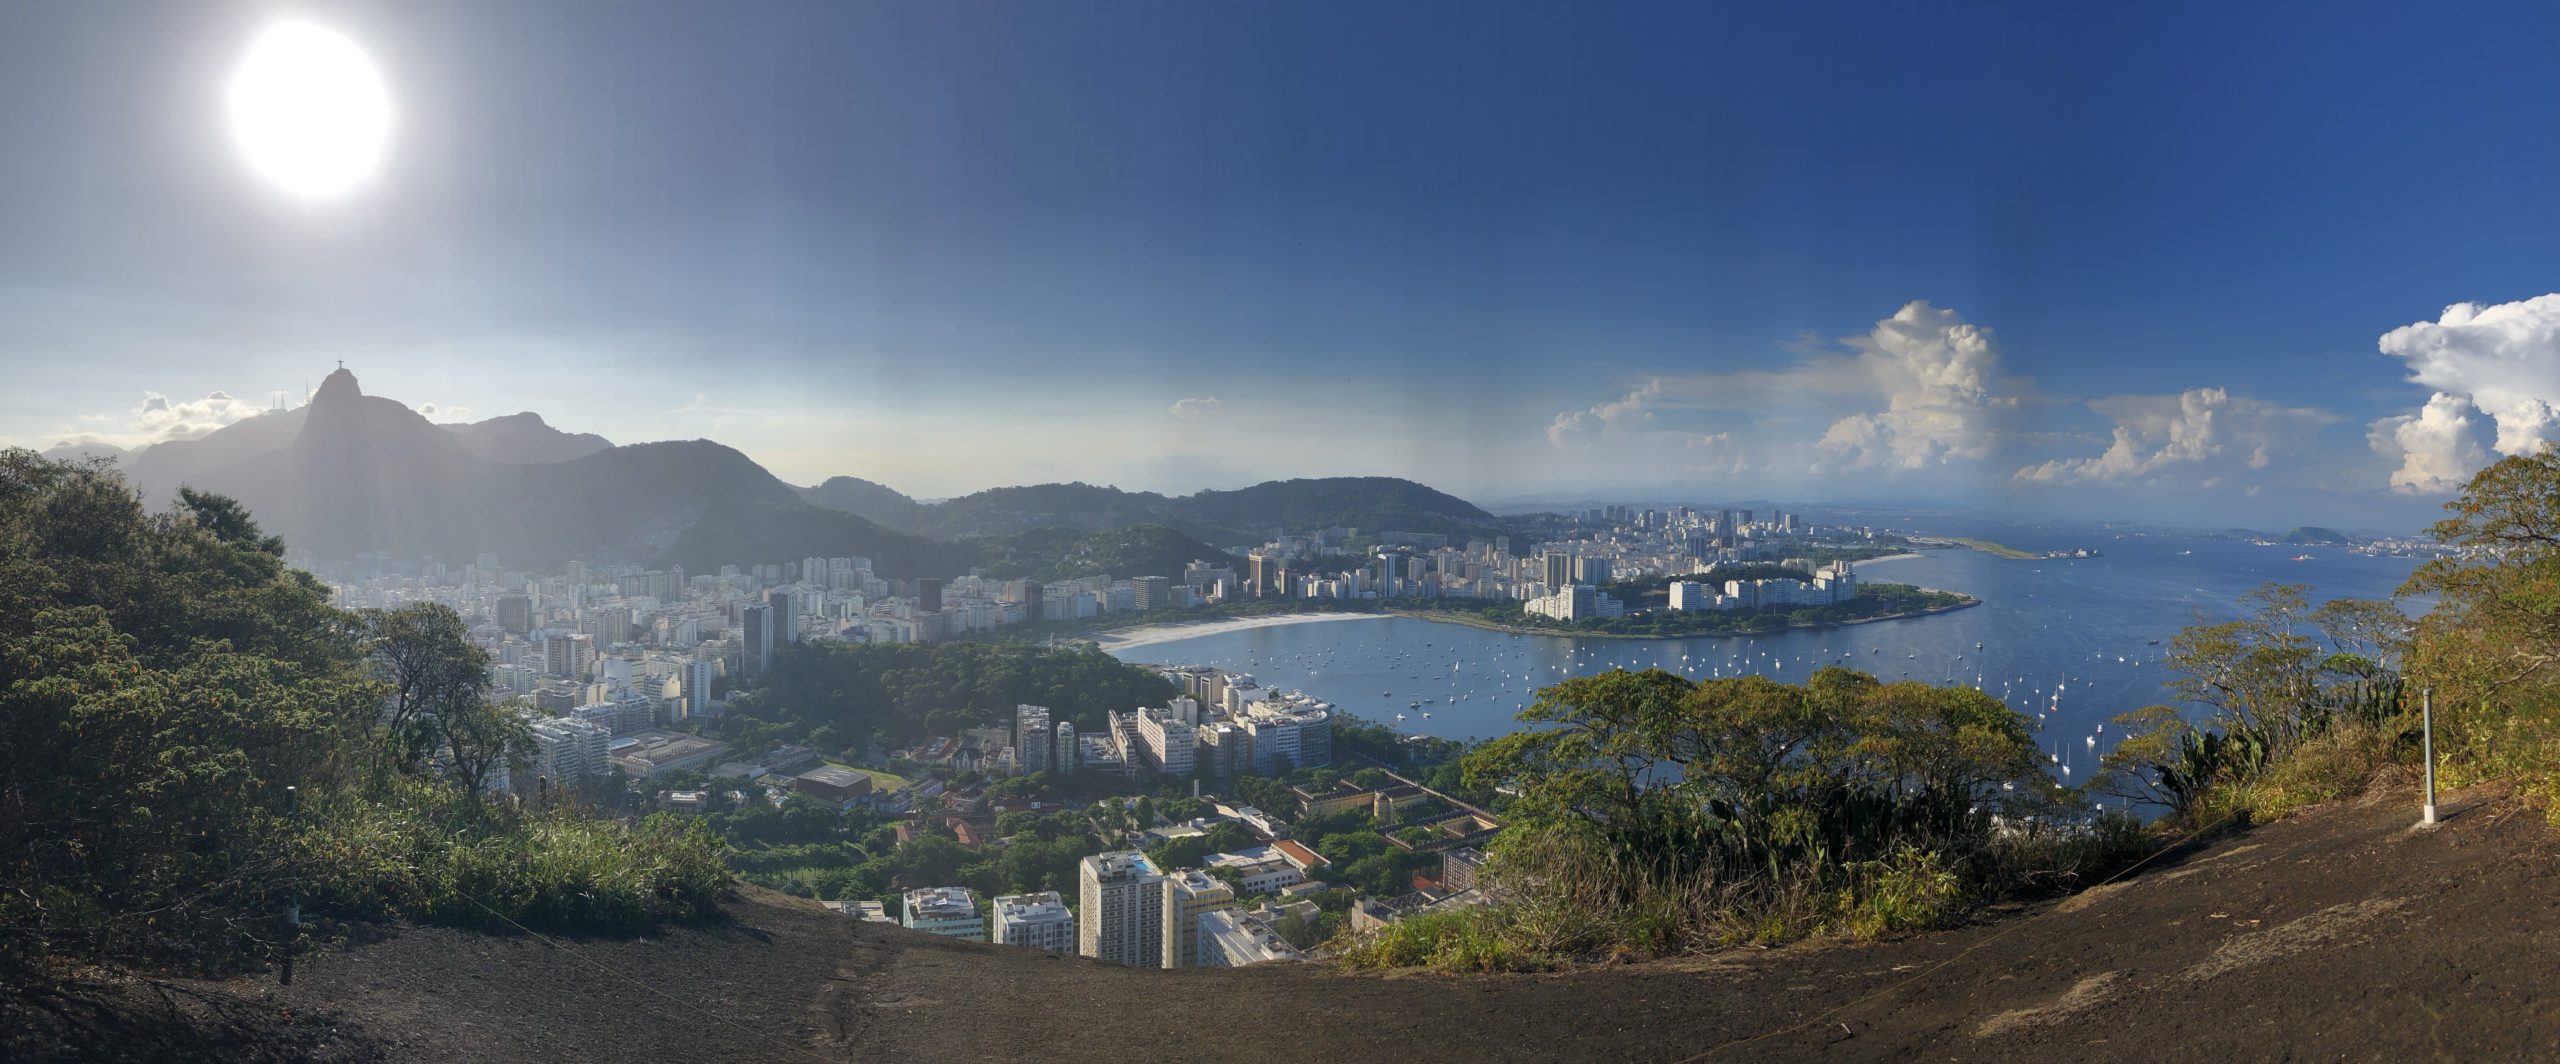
xmin=121 ymin=407 xmax=311 ymax=505
xmin=800 ymin=475 xmax=1502 ymax=543
xmin=168 ymin=369 xmax=944 ymax=573
xmin=442 ymin=412 xmax=613 ymax=464
xmin=968 ymin=523 xmax=1243 ymax=583
xmin=37 ymin=440 xmax=127 ymax=464
xmin=1179 ymin=476 xmax=1499 ymax=540
xmin=797 ymin=476 xmax=926 ymax=529
xmin=75 ymin=373 xmax=1488 ymax=579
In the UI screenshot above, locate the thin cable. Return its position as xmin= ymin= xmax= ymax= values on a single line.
xmin=1671 ymin=808 xmax=2248 ymax=1063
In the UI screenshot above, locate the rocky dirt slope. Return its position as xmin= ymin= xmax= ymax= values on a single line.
xmin=11 ymin=784 xmax=2554 ymax=1063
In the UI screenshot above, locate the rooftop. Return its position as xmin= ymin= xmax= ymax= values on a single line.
xmin=903 ymin=886 xmax=978 ymax=921
xmin=991 ymin=892 xmax=1071 ymax=922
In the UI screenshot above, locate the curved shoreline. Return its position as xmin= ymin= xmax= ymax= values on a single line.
xmin=1383 ymin=596 xmax=1980 ymax=641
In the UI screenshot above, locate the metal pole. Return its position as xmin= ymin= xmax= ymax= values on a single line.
xmin=280 ymin=784 xmax=299 ymax=985
xmin=2421 ymin=689 xmax=2438 ymax=827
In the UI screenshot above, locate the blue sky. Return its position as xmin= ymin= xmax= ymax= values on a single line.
xmin=3 ymin=2 xmax=2558 ymax=528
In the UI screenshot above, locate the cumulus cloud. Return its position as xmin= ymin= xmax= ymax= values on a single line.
xmin=2377 ymin=295 xmax=2560 ymax=455
xmin=415 ymin=402 xmax=474 ymax=423
xmin=1815 ymin=301 xmax=2016 ymax=470
xmin=1167 ymin=397 xmax=1223 ymax=421
xmin=2368 ymin=392 xmax=2496 ymax=494
xmin=2014 ymin=388 xmax=2335 ymax=484
xmin=53 ymin=389 xmax=270 ymax=450
xmin=1547 ymin=381 xmax=1661 ymax=448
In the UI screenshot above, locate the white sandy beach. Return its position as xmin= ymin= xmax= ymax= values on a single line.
xmin=1092 ymin=612 xmax=1387 ymax=650
xmin=1850 ymin=551 xmax=1926 ymax=565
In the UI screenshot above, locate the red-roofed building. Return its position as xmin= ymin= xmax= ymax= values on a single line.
xmin=1271 ymin=839 xmax=1329 ymax=873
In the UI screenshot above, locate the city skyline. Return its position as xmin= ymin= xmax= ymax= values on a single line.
xmin=7 ymin=2 xmax=2560 ymax=529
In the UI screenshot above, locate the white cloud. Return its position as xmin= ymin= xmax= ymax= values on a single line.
xmin=1547 ymin=380 xmax=1660 ymax=448
xmin=415 ymin=402 xmax=474 ymax=423
xmin=2365 ymin=296 xmax=2560 ymax=480
xmin=1815 ymin=301 xmax=2016 ymax=470
xmin=2368 ymin=392 xmax=2496 ymax=494
xmin=52 ymin=389 xmax=270 ymax=449
xmin=2014 ymin=387 xmax=2335 ymax=484
xmin=1167 ymin=397 xmax=1223 ymax=421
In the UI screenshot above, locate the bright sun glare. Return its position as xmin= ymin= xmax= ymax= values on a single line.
xmin=226 ymin=20 xmax=391 ymax=200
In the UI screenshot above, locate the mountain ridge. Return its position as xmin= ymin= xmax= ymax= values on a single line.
xmin=52 ymin=372 xmax=1499 ymax=575
xmin=802 ymin=475 xmax=1502 ymax=544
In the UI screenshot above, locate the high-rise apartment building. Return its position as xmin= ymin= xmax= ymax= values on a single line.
xmin=542 ymin=631 xmax=595 ymax=680
xmin=1161 ymin=869 xmax=1237 ymax=969
xmin=738 ymin=603 xmax=773 ymax=676
xmin=1054 ymin=721 xmax=1079 ymax=773
xmin=766 ymin=588 xmax=798 ymax=644
xmin=1078 ymin=851 xmax=1165 ymax=967
xmin=681 ymin=659 xmax=718 ymax=719
xmin=1014 ymin=704 xmax=1054 ymax=775
xmin=1136 ymin=707 xmax=1197 ymax=777
xmin=1131 ymin=575 xmax=1172 ymax=610
xmin=495 ymin=592 xmax=533 ymax=635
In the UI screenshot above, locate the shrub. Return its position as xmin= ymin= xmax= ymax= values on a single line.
xmin=300 ymin=783 xmax=728 ymax=934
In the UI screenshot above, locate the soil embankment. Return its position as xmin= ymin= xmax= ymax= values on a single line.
xmin=13 ymin=784 xmax=2555 ymax=1062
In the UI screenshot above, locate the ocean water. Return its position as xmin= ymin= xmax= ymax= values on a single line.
xmin=1105 ymin=531 xmax=2426 ymax=779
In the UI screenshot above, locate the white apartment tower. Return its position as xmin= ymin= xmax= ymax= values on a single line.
xmin=1078 ymin=851 xmax=1166 ymax=967
xmin=990 ymin=891 xmax=1075 ymax=953
xmin=1161 ymin=869 xmax=1237 ymax=969
xmin=1014 ymin=704 xmax=1054 ymax=775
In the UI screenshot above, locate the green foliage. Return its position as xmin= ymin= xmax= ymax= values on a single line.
xmin=2397 ymin=452 xmax=2560 ymax=811
xmin=1338 ymin=667 xmax=2089 ymax=969
xmin=1335 ymin=908 xmax=1544 ymax=972
xmin=722 ymin=640 xmax=1179 ymax=749
xmin=2095 ymin=584 xmax=2411 ymax=825
xmin=971 ymin=523 xmax=1240 ymax=583
xmin=0 ymin=451 xmax=375 ymax=974
xmin=0 ymin=450 xmax=731 ymax=978
xmin=300 ymin=783 xmax=728 ymax=931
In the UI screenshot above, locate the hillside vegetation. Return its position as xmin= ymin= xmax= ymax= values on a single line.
xmin=0 ymin=450 xmax=725 ymax=984
xmin=968 ymin=523 xmax=1241 ymax=583
xmin=799 ymin=475 xmax=1502 ymax=543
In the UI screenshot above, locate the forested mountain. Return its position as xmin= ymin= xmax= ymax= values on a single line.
xmin=54 ymin=372 xmax=1494 ymax=578
xmin=797 ymin=476 xmax=925 ymax=527
xmin=442 ymin=412 xmax=614 ymax=464
xmin=800 ymin=475 xmax=1502 ymax=543
xmin=969 ymin=524 xmax=1243 ymax=583
xmin=163 ymin=370 xmax=942 ymax=572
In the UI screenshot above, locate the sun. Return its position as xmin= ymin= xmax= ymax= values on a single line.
xmin=226 ymin=20 xmax=392 ymax=201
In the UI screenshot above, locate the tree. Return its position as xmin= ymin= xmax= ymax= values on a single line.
xmin=1464 ymin=666 xmax=2048 ymax=906
xmin=0 ymin=452 xmax=375 ymax=972
xmin=359 ymin=604 xmax=490 ymax=782
xmin=439 ymin=694 xmax=536 ymax=801
xmin=2400 ymin=451 xmax=2560 ymax=767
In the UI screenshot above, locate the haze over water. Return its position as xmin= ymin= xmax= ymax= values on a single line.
xmin=1108 ymin=530 xmax=2425 ymax=780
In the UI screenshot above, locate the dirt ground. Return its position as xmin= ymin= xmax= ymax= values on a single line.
xmin=12 ymin=783 xmax=2557 ymax=1063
